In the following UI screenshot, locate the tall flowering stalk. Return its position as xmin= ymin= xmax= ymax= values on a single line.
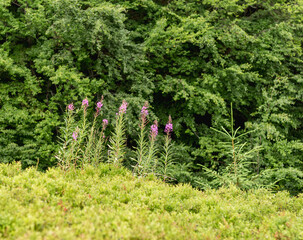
xmin=56 ymin=97 xmax=110 ymax=170
xmin=133 ymin=102 xmax=149 ymax=176
xmin=93 ymin=118 xmax=108 ymax=165
xmin=56 ymin=103 xmax=77 ymax=170
xmin=83 ymin=96 xmax=104 ymax=164
xmin=67 ymin=127 xmax=80 ymax=169
xmin=161 ymin=115 xmax=174 ymax=182
xmin=73 ymin=98 xmax=90 ymax=168
xmin=147 ymin=120 xmax=158 ymax=174
xmin=108 ymin=100 xmax=128 ymax=166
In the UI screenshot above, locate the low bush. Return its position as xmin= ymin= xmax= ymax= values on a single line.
xmin=0 ymin=162 xmax=302 ymax=239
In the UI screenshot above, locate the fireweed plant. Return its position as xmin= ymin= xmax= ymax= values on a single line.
xmin=147 ymin=120 xmax=159 ymax=175
xmin=56 ymin=103 xmax=79 ymax=170
xmin=108 ymin=100 xmax=128 ymax=166
xmin=56 ymin=98 xmax=176 ymax=183
xmin=133 ymin=102 xmax=149 ymax=176
xmin=83 ymin=96 xmax=104 ymax=164
xmin=159 ymin=116 xmax=175 ymax=182
xmin=56 ymin=98 xmax=108 ymax=170
xmin=93 ymin=118 xmax=108 ymax=166
xmin=72 ymin=98 xmax=90 ymax=168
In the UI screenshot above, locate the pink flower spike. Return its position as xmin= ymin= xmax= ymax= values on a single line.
xmin=82 ymin=98 xmax=89 ymax=108
xmin=103 ymin=119 xmax=108 ymax=126
xmin=96 ymin=102 xmax=103 ymax=109
xmin=68 ymin=103 xmax=74 ymax=111
xmin=118 ymin=100 xmax=128 ymax=115
xmin=141 ymin=101 xmax=149 ymax=117
xmin=72 ymin=131 xmax=78 ymax=141
xmin=150 ymin=120 xmax=158 ymax=138
xmin=164 ymin=123 xmax=173 ymax=133
xmin=164 ymin=115 xmax=173 ymax=134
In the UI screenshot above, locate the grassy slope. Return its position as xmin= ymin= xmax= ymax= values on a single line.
xmin=0 ymin=163 xmax=302 ymax=240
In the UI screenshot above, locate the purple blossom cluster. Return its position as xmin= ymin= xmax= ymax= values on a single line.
xmin=141 ymin=105 xmax=148 ymax=117
xmin=164 ymin=123 xmax=173 ymax=133
xmin=96 ymin=101 xmax=103 ymax=109
xmin=103 ymin=119 xmax=108 ymax=126
xmin=82 ymin=98 xmax=89 ymax=110
xmin=150 ymin=120 xmax=158 ymax=138
xmin=140 ymin=102 xmax=149 ymax=128
xmin=68 ymin=103 xmax=75 ymax=111
xmin=164 ymin=115 xmax=173 ymax=135
xmin=118 ymin=100 xmax=128 ymax=115
xmin=95 ymin=96 xmax=104 ymax=117
xmin=72 ymin=131 xmax=78 ymax=141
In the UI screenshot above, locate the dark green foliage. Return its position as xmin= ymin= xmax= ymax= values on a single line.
xmin=0 ymin=0 xmax=150 ymax=169
xmin=1 ymin=0 xmax=303 ymax=193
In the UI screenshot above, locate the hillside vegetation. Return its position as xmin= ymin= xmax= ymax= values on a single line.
xmin=0 ymin=162 xmax=302 ymax=239
xmin=1 ymin=0 xmax=303 ymax=194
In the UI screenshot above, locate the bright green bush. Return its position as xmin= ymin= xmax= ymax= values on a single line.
xmin=0 ymin=162 xmax=303 ymax=239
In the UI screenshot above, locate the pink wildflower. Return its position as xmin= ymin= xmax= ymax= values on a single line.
xmin=118 ymin=100 xmax=128 ymax=115
xmin=140 ymin=102 xmax=149 ymax=128
xmin=72 ymin=131 xmax=78 ymax=141
xmin=164 ymin=115 xmax=173 ymax=135
xmin=141 ymin=102 xmax=148 ymax=117
xmin=96 ymin=101 xmax=103 ymax=109
xmin=103 ymin=119 xmax=108 ymax=127
xmin=150 ymin=120 xmax=158 ymax=139
xmin=68 ymin=103 xmax=74 ymax=111
xmin=82 ymin=98 xmax=89 ymax=108
xmin=95 ymin=96 xmax=104 ymax=117
xmin=97 ymin=96 xmax=104 ymax=109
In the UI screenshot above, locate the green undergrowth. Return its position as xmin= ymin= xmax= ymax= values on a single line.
xmin=0 ymin=162 xmax=303 ymax=240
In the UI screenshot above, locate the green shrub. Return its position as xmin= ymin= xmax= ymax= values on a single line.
xmin=0 ymin=162 xmax=303 ymax=239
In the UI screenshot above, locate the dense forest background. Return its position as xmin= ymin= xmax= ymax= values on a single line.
xmin=1 ymin=0 xmax=303 ymax=193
